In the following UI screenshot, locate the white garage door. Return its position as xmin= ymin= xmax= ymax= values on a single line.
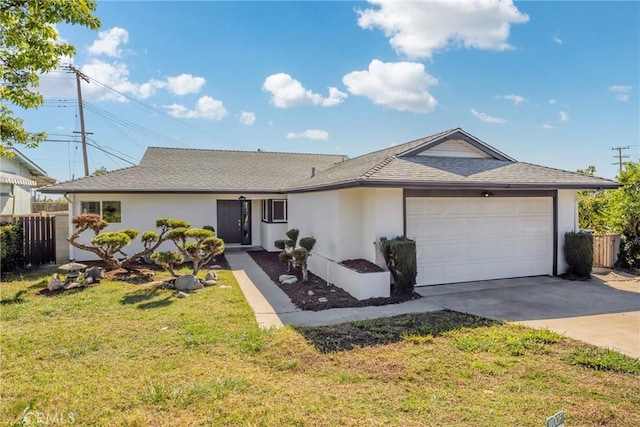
xmin=406 ymin=197 xmax=553 ymax=286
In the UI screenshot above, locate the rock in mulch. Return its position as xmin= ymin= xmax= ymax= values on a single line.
xmin=279 ymin=274 xmax=298 ymax=285
xmin=318 ymin=297 xmax=328 ymax=303
xmin=83 ymin=266 xmax=104 ymax=284
xmin=48 ymin=274 xmax=65 ymax=291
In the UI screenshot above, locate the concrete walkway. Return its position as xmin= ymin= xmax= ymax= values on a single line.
xmin=226 ymin=251 xmax=640 ymax=357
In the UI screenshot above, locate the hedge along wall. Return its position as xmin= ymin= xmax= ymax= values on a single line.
xmin=0 ymin=221 xmax=24 ymax=272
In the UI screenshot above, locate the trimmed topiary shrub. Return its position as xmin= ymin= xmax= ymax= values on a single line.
xmin=564 ymin=231 xmax=593 ymax=278
xmin=379 ymin=236 xmax=417 ymax=296
xmin=274 ymin=229 xmax=316 ymax=282
xmin=0 ymin=221 xmax=23 ymax=272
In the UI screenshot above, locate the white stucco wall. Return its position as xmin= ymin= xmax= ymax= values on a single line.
xmin=288 ymin=187 xmax=404 ymax=282
xmin=260 ymin=222 xmax=289 ymax=252
xmin=557 ymin=189 xmax=579 ymax=274
xmin=67 ymin=193 xmax=274 ymax=261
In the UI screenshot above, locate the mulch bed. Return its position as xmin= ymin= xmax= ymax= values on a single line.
xmin=247 ymin=250 xmax=419 ymax=311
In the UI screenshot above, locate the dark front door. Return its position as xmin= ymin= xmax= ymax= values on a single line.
xmin=217 ymin=200 xmax=251 ymax=245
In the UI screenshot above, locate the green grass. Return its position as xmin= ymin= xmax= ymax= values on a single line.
xmin=565 ymin=347 xmax=640 ymax=374
xmin=1 ymin=267 xmax=639 ymax=426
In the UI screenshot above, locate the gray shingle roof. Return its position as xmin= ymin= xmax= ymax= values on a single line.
xmin=41 ymin=148 xmax=347 ymax=193
xmin=288 ymin=129 xmax=619 ymax=191
xmin=41 ymin=128 xmax=619 ymax=194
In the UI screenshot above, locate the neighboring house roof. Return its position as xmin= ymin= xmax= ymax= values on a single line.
xmin=41 ymin=148 xmax=347 ymax=193
xmin=1 ymin=148 xmax=56 ymax=187
xmin=289 ymin=128 xmax=619 ymax=191
xmin=40 ymin=128 xmax=619 ymax=194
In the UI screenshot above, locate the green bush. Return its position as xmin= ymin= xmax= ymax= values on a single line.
xmin=0 ymin=222 xmax=23 ymax=272
xmin=614 ymin=231 xmax=640 ymax=271
xmin=564 ymin=232 xmax=593 ymax=278
xmin=379 ymin=236 xmax=417 ymax=296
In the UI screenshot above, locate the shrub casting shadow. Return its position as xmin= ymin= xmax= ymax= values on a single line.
xmin=295 ymin=310 xmax=499 ymax=353
xmin=120 ymin=287 xmax=174 ymax=309
xmin=1 ymin=290 xmax=27 ymax=305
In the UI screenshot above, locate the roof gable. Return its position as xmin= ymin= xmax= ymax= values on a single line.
xmin=398 ymin=129 xmax=515 ymax=161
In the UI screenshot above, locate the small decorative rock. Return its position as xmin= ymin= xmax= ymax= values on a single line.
xmin=175 ymin=274 xmax=204 ymax=292
xmin=210 ymin=265 xmax=222 ymax=270
xmin=307 ymin=290 xmax=314 ymax=296
xmin=203 ymin=271 xmax=217 ymax=286
xmin=84 ymin=267 xmax=104 ymax=284
xmin=279 ymin=274 xmax=298 ymax=284
xmin=163 ymin=279 xmax=176 ymax=290
xmin=177 ymin=291 xmax=190 ymax=298
xmin=48 ymin=274 xmax=64 ymax=291
xmin=318 ymin=297 xmax=328 ymax=303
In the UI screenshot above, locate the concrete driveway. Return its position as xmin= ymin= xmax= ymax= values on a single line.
xmin=416 ymin=270 xmax=640 ymax=358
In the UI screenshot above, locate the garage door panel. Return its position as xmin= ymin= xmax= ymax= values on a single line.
xmin=406 ymin=197 xmax=553 ymax=285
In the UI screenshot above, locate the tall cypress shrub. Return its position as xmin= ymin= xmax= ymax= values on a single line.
xmin=564 ymin=231 xmax=593 ymax=278
xmin=380 ymin=236 xmax=417 ymax=296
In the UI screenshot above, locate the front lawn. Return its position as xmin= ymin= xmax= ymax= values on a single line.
xmin=1 ymin=268 xmax=639 ymax=426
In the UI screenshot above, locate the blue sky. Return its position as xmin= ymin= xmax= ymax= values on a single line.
xmin=18 ymin=0 xmax=640 ymax=182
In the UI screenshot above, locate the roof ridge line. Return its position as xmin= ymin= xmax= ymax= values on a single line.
xmin=146 ymin=146 xmax=347 ymax=158
xmin=359 ymin=156 xmax=396 ymax=180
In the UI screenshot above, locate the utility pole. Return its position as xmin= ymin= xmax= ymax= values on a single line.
xmin=67 ymin=66 xmax=91 ymax=177
xmin=611 ymin=146 xmax=630 ymax=176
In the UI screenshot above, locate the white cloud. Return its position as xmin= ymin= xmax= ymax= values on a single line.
xmin=540 ymin=124 xmax=555 ymax=129
xmin=343 ymin=60 xmax=437 ymax=113
xmin=357 ymin=0 xmax=529 ymax=59
xmin=166 ymin=74 xmax=206 ymax=95
xmin=552 ymin=35 xmax=562 ymax=45
xmin=240 ymin=111 xmax=256 ymax=126
xmin=559 ymin=111 xmax=569 ymax=122
xmin=88 ymin=27 xmax=129 ymax=57
xmin=263 ymin=73 xmax=347 ymax=108
xmin=609 ymin=85 xmax=632 ymax=102
xmin=470 ymin=108 xmax=505 ymax=124
xmin=497 ymin=94 xmax=526 ymax=105
xmin=548 ymin=99 xmax=557 ymax=105
xmin=163 ymin=96 xmax=228 ymax=120
xmin=285 ymin=129 xmax=329 ymax=141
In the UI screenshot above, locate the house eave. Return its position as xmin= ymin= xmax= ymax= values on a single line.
xmin=286 ymin=179 xmax=621 ymax=193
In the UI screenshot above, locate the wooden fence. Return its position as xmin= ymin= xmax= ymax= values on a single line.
xmin=593 ymin=234 xmax=621 ymax=268
xmin=18 ymin=215 xmax=57 ymax=266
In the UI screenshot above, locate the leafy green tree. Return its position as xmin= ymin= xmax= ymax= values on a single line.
xmin=1 ymin=0 xmax=101 ymax=157
xmin=68 ymin=215 xmax=188 ymax=270
xmin=610 ymin=161 xmax=640 ymax=270
xmin=576 ymin=165 xmax=612 ymax=232
xmin=609 ymin=161 xmax=640 ymax=244
xmin=93 ymin=166 xmax=108 ymax=176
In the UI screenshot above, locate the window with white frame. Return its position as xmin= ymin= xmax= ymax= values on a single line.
xmin=261 ymin=199 xmax=287 ymax=223
xmin=272 ymin=200 xmax=287 ymax=222
xmin=80 ymin=201 xmax=122 ymax=223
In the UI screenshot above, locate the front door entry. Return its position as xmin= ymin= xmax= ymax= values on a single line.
xmin=217 ymin=200 xmax=251 ymax=245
